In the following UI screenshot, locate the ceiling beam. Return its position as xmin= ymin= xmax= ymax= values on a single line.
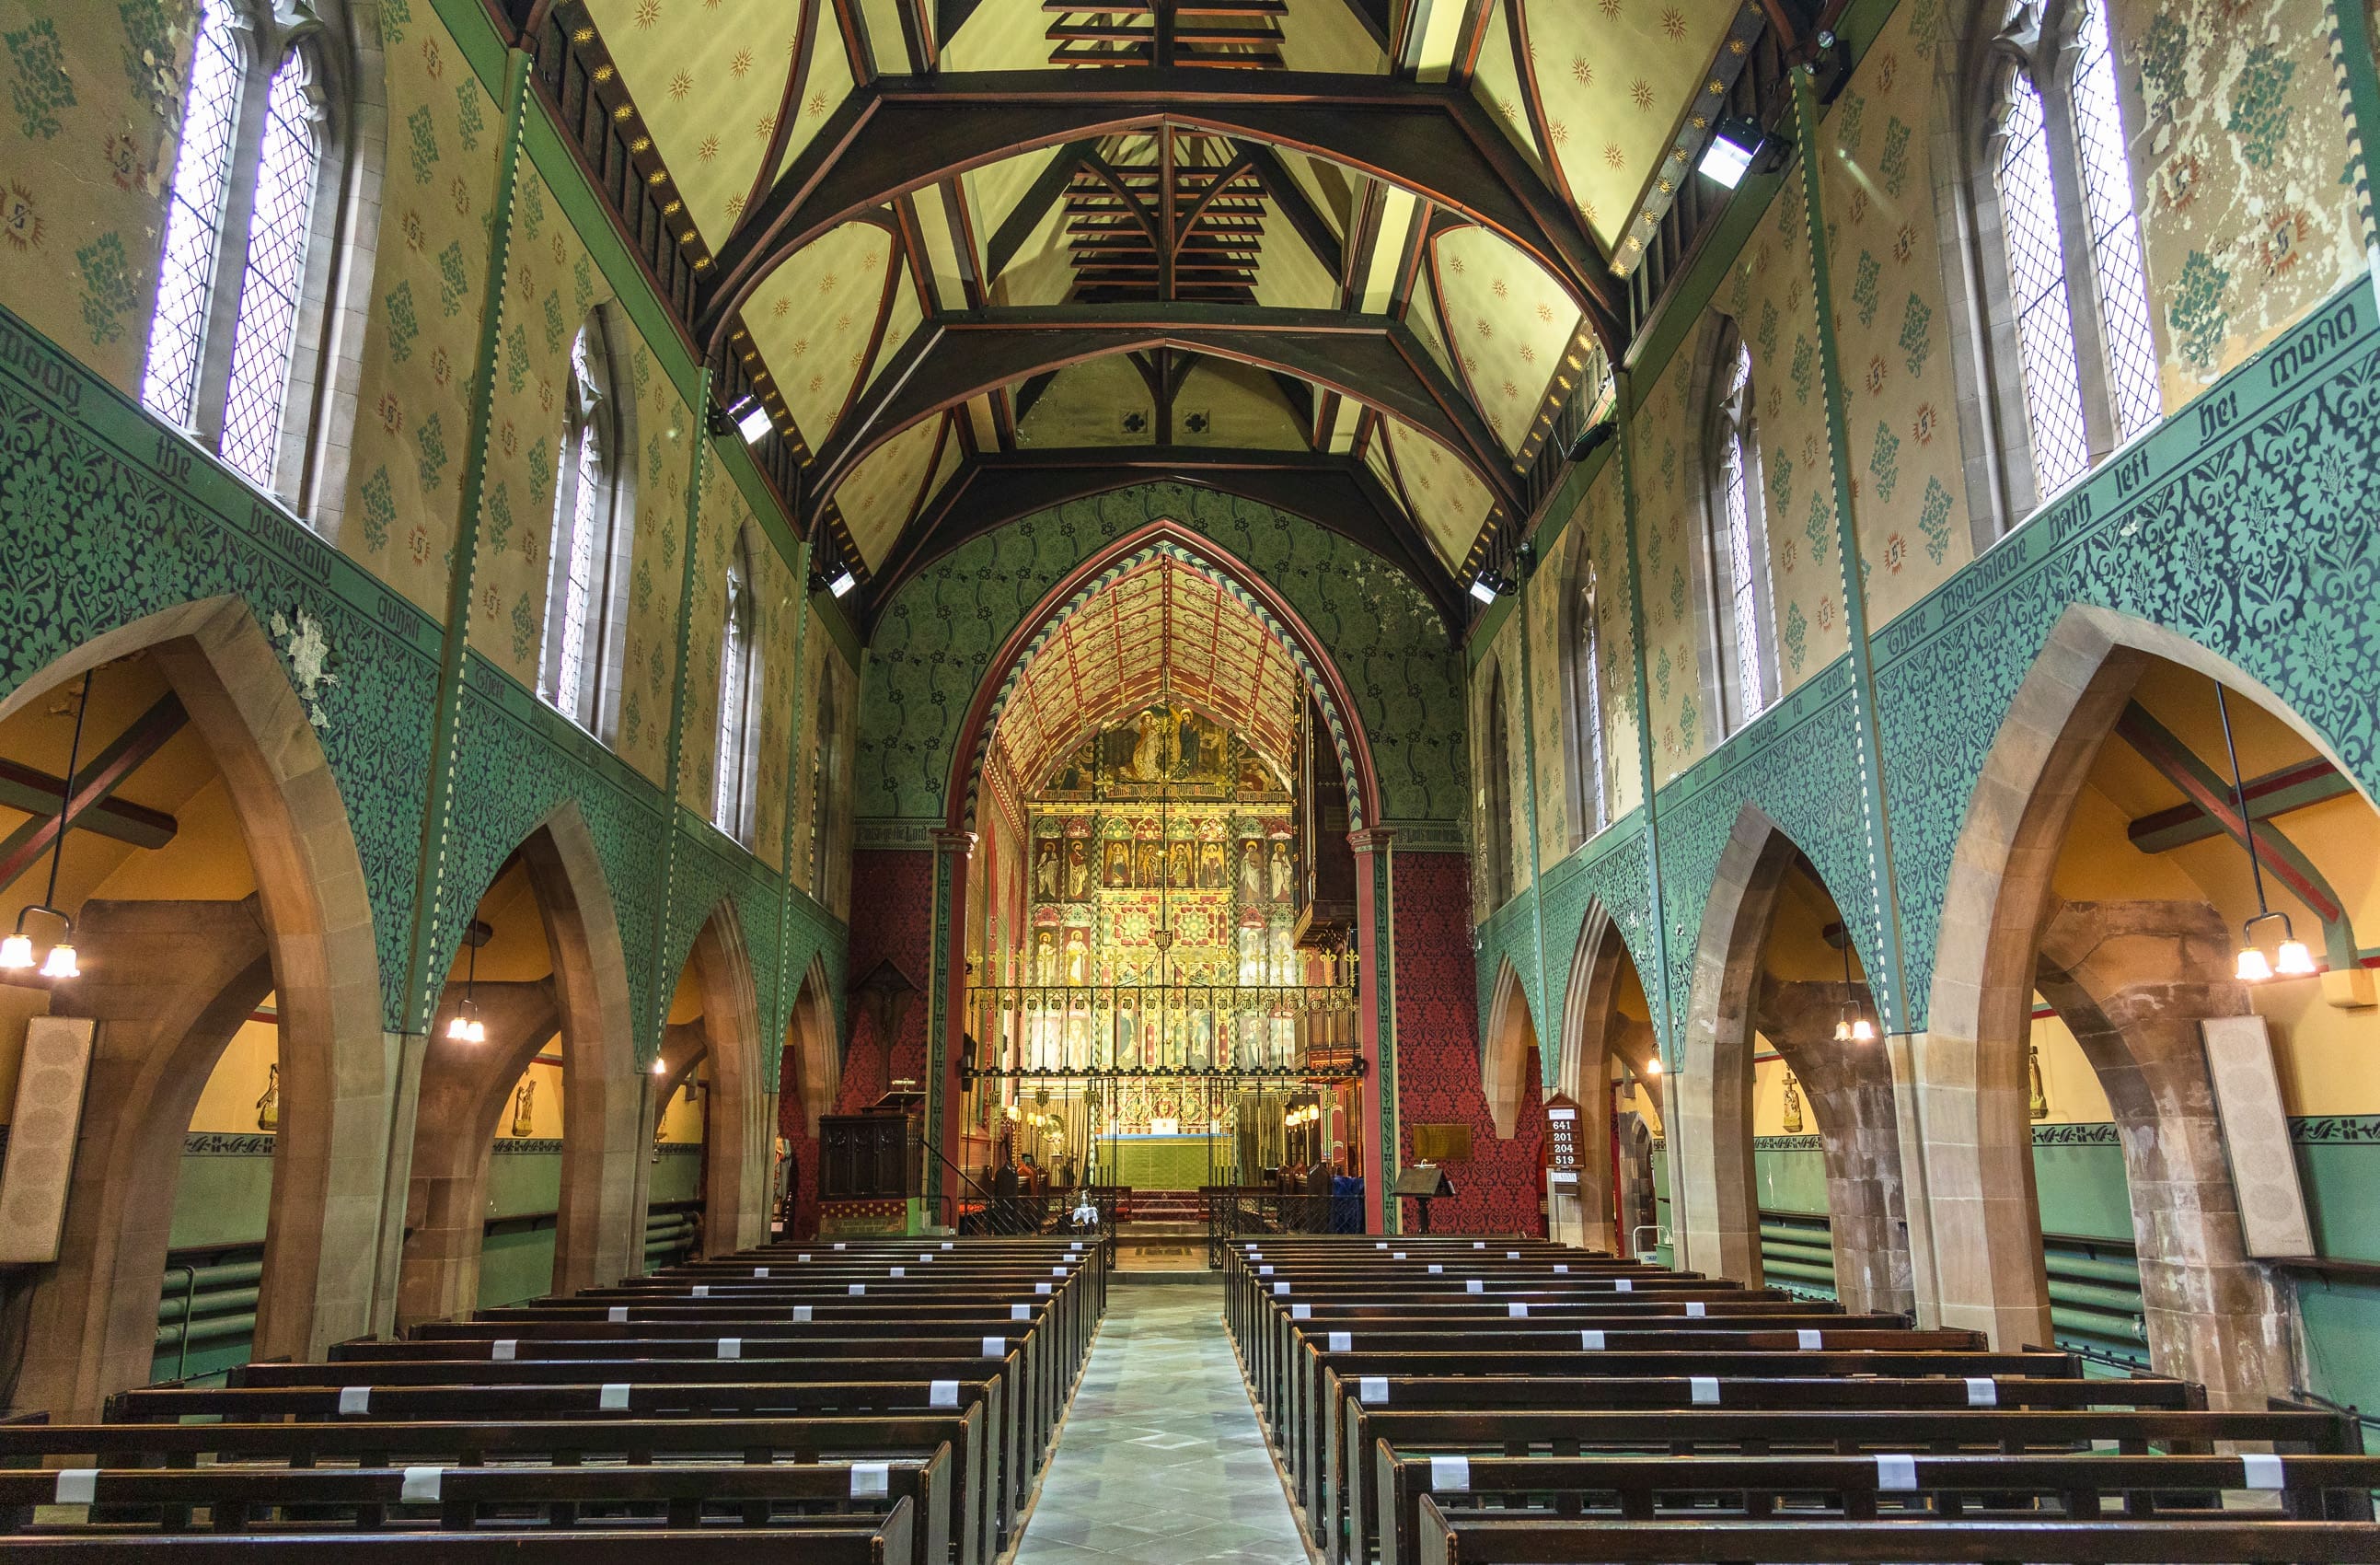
xmin=699 ymin=69 xmax=1620 ymax=350
xmin=1235 ymin=139 xmax=1343 ymax=284
xmin=808 ymin=304 xmax=1521 ymax=519
xmin=857 ymin=446 xmax=1468 ymax=634
xmin=987 ymin=141 xmax=1100 ymax=280
xmin=0 ymin=692 xmax=187 ymax=893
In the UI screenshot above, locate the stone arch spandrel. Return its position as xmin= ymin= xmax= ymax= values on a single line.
xmin=4 ymin=598 xmax=389 ymax=1413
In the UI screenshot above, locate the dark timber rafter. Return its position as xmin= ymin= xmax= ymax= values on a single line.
xmin=859 ymin=446 xmax=1466 ymax=632
xmin=806 ymin=304 xmax=1523 ymax=515
xmin=698 ymin=69 xmax=1621 ymax=350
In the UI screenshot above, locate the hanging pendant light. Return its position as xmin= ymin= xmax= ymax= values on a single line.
xmin=2212 ymin=681 xmax=2314 ymax=982
xmin=9 ymin=669 xmax=98 ymax=984
xmin=1834 ymin=923 xmax=1873 ymax=1041
xmin=447 ymin=919 xmax=491 ymax=1040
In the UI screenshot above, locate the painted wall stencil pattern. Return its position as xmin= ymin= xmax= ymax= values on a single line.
xmin=0 ymin=0 xmax=193 ymax=394
xmin=1818 ymin=0 xmax=1975 ymax=630
xmin=339 ymin=0 xmax=504 ymax=615
xmin=2114 ymin=0 xmax=2365 ymax=403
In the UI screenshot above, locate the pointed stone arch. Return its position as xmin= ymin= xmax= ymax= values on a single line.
xmin=1481 ymin=956 xmax=1538 ymax=1141
xmin=1917 ymin=606 xmax=2365 ymax=1391
xmin=1554 ymin=901 xmax=1658 ymax=1253
xmin=653 ymin=901 xmax=772 ymax=1257
xmin=2 ymin=597 xmax=387 ymax=1416
xmin=395 ymin=804 xmax=644 ymax=1323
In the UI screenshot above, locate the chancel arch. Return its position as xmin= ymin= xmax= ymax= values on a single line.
xmin=0 ymin=599 xmax=385 ymax=1418
xmin=940 ymin=518 xmax=1388 ymax=1231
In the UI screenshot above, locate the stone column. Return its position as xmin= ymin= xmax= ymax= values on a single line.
xmin=1758 ymin=976 xmax=1915 ymax=1316
xmin=926 ymin=829 xmax=977 ymax=1228
xmin=1349 ymin=828 xmax=1396 ymax=1234
xmin=396 ymin=980 xmax=560 ymax=1326
xmin=23 ymin=898 xmax=271 ymax=1417
xmin=2036 ymin=898 xmax=2287 ymax=1409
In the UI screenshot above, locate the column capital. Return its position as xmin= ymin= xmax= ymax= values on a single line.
xmin=929 ymin=828 xmax=978 ymax=858
xmin=1346 ymin=826 xmax=1397 ymax=853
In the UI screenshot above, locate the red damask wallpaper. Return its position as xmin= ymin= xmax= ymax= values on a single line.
xmin=771 ymin=849 xmax=934 ymax=1237
xmin=1392 ymin=852 xmax=1548 ymax=1236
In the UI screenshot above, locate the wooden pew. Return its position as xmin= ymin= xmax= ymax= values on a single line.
xmin=221 ymin=1349 xmax=1036 ymax=1524
xmin=0 ymin=1455 xmax=949 ymax=1564
xmin=2 ymin=1417 xmax=988 ymax=1565
xmin=1410 ymin=1497 xmax=2380 ymax=1563
xmin=1377 ymin=1445 xmax=2380 ymax=1565
xmin=1331 ymin=1397 xmax=2325 ymax=1565
xmin=0 ymin=1509 xmax=916 ymax=1562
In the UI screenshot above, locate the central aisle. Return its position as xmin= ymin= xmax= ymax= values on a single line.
xmin=1014 ymin=1283 xmax=1311 ymax=1565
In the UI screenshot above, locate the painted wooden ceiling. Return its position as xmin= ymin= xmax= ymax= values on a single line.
xmin=988 ymin=553 xmax=1305 ymax=792
xmin=577 ymin=0 xmax=1739 ymax=605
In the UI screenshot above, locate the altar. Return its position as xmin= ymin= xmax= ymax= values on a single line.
xmin=1098 ymin=1133 xmax=1228 ymax=1191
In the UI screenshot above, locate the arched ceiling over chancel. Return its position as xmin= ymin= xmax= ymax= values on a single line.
xmin=541 ymin=0 xmax=1796 ymax=628
xmin=988 ymin=553 xmax=1307 ymax=794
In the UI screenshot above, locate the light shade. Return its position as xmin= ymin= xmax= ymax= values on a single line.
xmin=828 ymin=568 xmax=858 ymax=598
xmin=39 ymin=942 xmax=78 ymax=980
xmin=653 ymin=1055 xmax=670 ymax=1074
xmin=0 ymin=934 xmax=32 ymax=970
xmin=1699 ymin=120 xmax=1762 ymax=187
xmin=1850 ymin=1016 xmax=1876 ymax=1042
xmin=1643 ymin=1057 xmax=1663 ymax=1077
xmin=2236 ymin=945 xmax=2273 ymax=982
xmin=2275 ymin=939 xmax=2316 ymax=977
xmin=465 ymin=1017 xmax=487 ymax=1043
xmin=735 ymin=401 xmax=773 ymax=444
xmin=1833 ymin=1018 xmax=1851 ymax=1042
xmin=445 ymin=1013 xmax=471 ymax=1040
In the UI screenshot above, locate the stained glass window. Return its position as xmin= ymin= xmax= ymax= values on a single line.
xmin=714 ymin=540 xmax=757 ymax=838
xmin=1576 ymin=568 xmax=1608 ymax=834
xmin=144 ymin=0 xmax=244 ymax=427
xmin=544 ymin=330 xmax=607 ymax=722
xmin=1992 ymin=64 xmax=2090 ymax=495
xmin=2068 ymin=0 xmax=2162 ymax=441
xmin=1716 ymin=340 xmax=1768 ymax=726
xmin=220 ymin=49 xmax=321 ymax=487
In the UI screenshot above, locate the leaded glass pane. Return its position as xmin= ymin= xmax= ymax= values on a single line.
xmin=2069 ymin=0 xmax=2162 ymax=441
xmin=715 ymin=565 xmax=751 ymax=834
xmin=143 ymin=0 xmax=244 ymax=427
xmin=1993 ymin=64 xmax=2090 ymax=495
xmin=545 ymin=331 xmax=605 ymax=720
xmin=221 ymin=49 xmax=320 ymax=488
xmin=1577 ymin=578 xmax=1607 ymax=832
xmin=1718 ymin=342 xmax=1766 ymax=725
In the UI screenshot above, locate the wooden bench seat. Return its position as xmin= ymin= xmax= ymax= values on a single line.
xmin=1377 ymin=1448 xmax=2380 ymax=1565
xmin=0 ymin=1509 xmax=915 ymax=1562
xmin=1410 ymin=1498 xmax=2380 ymax=1563
xmin=1 ymin=1417 xmax=988 ymax=1565
xmin=0 ymin=1455 xmax=948 ymax=1564
xmin=1330 ymin=1403 xmax=2355 ymax=1565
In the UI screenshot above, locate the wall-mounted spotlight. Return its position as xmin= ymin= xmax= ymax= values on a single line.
xmin=1469 ymin=569 xmax=1519 ymax=605
xmin=1568 ymin=418 xmax=1618 ymax=463
xmin=734 ymin=399 xmax=774 ymax=445
xmin=828 ymin=566 xmax=858 ymax=597
xmin=1699 ymin=117 xmax=1785 ymax=188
